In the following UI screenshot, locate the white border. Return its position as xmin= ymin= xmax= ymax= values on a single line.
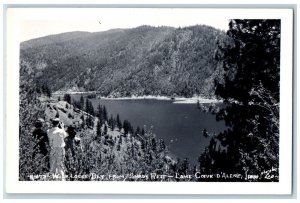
xmin=5 ymin=8 xmax=293 ymax=194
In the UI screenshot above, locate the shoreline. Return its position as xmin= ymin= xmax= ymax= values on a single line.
xmin=100 ymin=96 xmax=222 ymax=104
xmin=53 ymin=92 xmax=222 ymax=104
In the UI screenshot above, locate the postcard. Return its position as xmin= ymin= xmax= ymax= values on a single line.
xmin=5 ymin=7 xmax=293 ymax=194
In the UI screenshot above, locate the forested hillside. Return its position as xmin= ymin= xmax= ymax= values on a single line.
xmin=19 ymin=94 xmax=179 ymax=181
xmin=20 ymin=25 xmax=225 ymax=97
xmin=19 ymin=20 xmax=281 ymax=182
xmin=19 ymin=24 xmax=227 ymax=181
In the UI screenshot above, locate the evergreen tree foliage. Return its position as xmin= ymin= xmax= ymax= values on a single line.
xmin=141 ymin=127 xmax=145 ymax=136
xmin=103 ymin=106 xmax=108 ymax=121
xmin=85 ymin=98 xmax=95 ymax=116
xmin=80 ymin=95 xmax=85 ymax=109
xmin=96 ymin=120 xmax=102 ymax=137
xmin=104 ymin=125 xmax=108 ymax=135
xmin=86 ymin=115 xmax=94 ymax=128
xmin=63 ymin=93 xmax=72 ymax=104
xmin=20 ymin=25 xmax=225 ymax=97
xmin=123 ymin=120 xmax=129 ymax=135
xmin=116 ymin=114 xmax=122 ymax=130
xmin=81 ymin=114 xmax=85 ymax=128
xmin=97 ymin=104 xmax=103 ymax=118
xmin=135 ymin=126 xmax=141 ymax=137
xmin=200 ymin=19 xmax=280 ymax=181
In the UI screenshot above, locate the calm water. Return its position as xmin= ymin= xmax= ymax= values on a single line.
xmin=72 ymin=96 xmax=226 ymax=164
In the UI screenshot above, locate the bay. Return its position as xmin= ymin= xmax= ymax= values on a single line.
xmin=72 ymin=95 xmax=226 ymax=164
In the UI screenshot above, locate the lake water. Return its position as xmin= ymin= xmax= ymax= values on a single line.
xmin=72 ymin=96 xmax=226 ymax=164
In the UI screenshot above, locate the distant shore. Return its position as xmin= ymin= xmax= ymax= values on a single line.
xmin=53 ymin=91 xmax=222 ymax=104
xmin=99 ymin=96 xmax=222 ymax=104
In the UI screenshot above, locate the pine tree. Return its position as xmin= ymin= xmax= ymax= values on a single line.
xmin=63 ymin=94 xmax=72 ymax=104
xmin=104 ymin=125 xmax=108 ymax=135
xmin=96 ymin=120 xmax=102 ymax=137
xmin=135 ymin=126 xmax=141 ymax=136
xmin=123 ymin=120 xmax=130 ymax=135
xmin=116 ymin=114 xmax=122 ymax=130
xmin=81 ymin=114 xmax=85 ymax=128
xmin=116 ymin=140 xmax=121 ymax=151
xmin=108 ymin=115 xmax=114 ymax=129
xmin=141 ymin=127 xmax=145 ymax=136
xmin=41 ymin=84 xmax=52 ymax=97
xmin=97 ymin=104 xmax=102 ymax=118
xmin=103 ymin=106 xmax=108 ymax=121
xmin=90 ymin=116 xmax=94 ymax=128
xmin=85 ymin=98 xmax=90 ymax=114
xmin=80 ymin=95 xmax=84 ymax=110
xmin=140 ymin=139 xmax=145 ymax=150
xmin=129 ymin=123 xmax=134 ymax=135
xmin=86 ymin=115 xmax=90 ymax=127
xmin=123 ymin=120 xmax=127 ymax=135
xmin=99 ymin=116 xmax=103 ymax=128
xmin=111 ymin=116 xmax=115 ymax=130
xmin=89 ymin=100 xmax=95 ymax=116
xmin=203 ymin=19 xmax=280 ymax=179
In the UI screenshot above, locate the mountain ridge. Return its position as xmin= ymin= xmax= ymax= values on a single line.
xmin=20 ymin=24 xmax=226 ymax=97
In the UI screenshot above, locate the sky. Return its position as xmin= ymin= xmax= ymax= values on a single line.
xmin=16 ymin=8 xmax=230 ymax=42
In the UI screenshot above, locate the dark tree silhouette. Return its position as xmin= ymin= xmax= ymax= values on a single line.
xmin=104 ymin=125 xmax=108 ymax=135
xmin=85 ymin=98 xmax=95 ymax=116
xmin=103 ymin=106 xmax=108 ymax=121
xmin=200 ymin=19 xmax=280 ymax=181
xmin=116 ymin=114 xmax=122 ymax=130
xmin=80 ymin=95 xmax=85 ymax=109
xmin=96 ymin=120 xmax=102 ymax=137
xmin=63 ymin=94 xmax=72 ymax=104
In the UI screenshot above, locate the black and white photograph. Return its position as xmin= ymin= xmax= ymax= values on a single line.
xmin=5 ymin=7 xmax=293 ymax=194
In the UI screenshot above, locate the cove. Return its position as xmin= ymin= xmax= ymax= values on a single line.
xmin=72 ymin=95 xmax=226 ymax=164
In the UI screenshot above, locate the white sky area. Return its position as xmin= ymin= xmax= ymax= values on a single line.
xmin=17 ymin=8 xmax=230 ymax=42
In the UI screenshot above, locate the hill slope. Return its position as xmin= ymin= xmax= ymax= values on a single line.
xmin=20 ymin=25 xmax=226 ymax=97
xmin=19 ymin=94 xmax=179 ymax=181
